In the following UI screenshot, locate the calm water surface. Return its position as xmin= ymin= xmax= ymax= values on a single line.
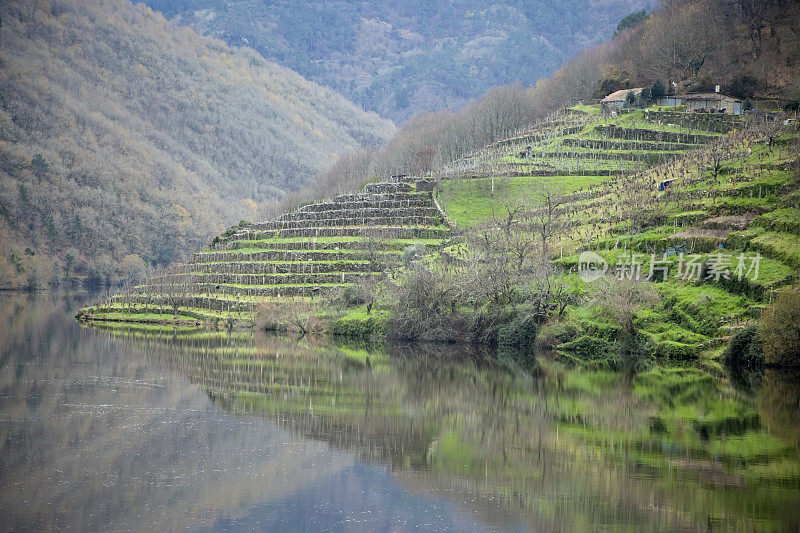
xmin=1 ymin=293 xmax=798 ymax=532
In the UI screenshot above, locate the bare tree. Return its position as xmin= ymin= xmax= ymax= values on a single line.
xmin=161 ymin=263 xmax=191 ymax=319
xmin=526 ymin=186 xmax=567 ymax=264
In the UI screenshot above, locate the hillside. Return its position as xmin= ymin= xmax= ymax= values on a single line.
xmin=79 ymin=105 xmax=800 ymax=369
xmin=0 ymin=0 xmax=395 ymax=289
xmin=537 ymin=0 xmax=800 ymax=107
xmin=314 ymin=0 xmax=800 ymax=193
xmin=144 ymin=0 xmax=651 ymax=123
xmin=77 ymin=177 xmax=451 ymax=327
xmin=430 ymin=104 xmax=799 ymax=358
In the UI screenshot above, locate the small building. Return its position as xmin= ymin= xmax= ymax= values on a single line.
xmin=681 ymin=93 xmax=742 ymax=114
xmin=601 ymin=88 xmax=643 ymax=112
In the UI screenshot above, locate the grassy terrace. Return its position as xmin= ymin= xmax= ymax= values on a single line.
xmin=438 ymin=104 xmax=737 ymax=227
xmin=81 ymin=178 xmax=450 ymax=326
xmin=437 ymin=175 xmax=608 ymax=228
xmin=196 ymin=247 xmax=402 ymax=255
xmin=81 ymin=103 xmax=796 ymax=367
xmin=434 ymin=103 xmax=797 ymax=365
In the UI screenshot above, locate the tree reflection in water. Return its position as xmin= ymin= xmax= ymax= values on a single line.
xmin=88 ymin=320 xmax=800 ymax=532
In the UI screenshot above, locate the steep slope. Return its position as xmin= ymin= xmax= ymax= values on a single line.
xmin=0 ymin=0 xmax=395 ymax=289
xmin=436 ymin=103 xmax=799 ymax=361
xmin=144 ymin=0 xmax=651 ymax=123
xmin=78 ymin=177 xmax=450 ymax=325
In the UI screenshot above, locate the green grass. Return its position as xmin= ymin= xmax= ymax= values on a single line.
xmin=228 ymin=236 xmax=445 ymax=247
xmin=199 ymin=247 xmax=400 ymax=255
xmin=747 ymin=230 xmax=800 ymax=266
xmin=753 ymin=208 xmax=800 ymax=234
xmin=437 ymin=175 xmax=606 ymax=228
xmin=569 ymin=103 xmax=601 ymax=115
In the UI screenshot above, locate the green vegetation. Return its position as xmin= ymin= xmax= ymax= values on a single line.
xmin=437 ymin=175 xmax=605 ymax=228
xmin=760 ymin=290 xmax=800 ymax=367
xmin=86 ymin=325 xmax=800 ymax=531
xmin=81 ymin=103 xmax=800 ymax=378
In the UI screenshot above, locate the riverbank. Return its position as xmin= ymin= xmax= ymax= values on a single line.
xmin=78 ymin=106 xmax=800 ymax=374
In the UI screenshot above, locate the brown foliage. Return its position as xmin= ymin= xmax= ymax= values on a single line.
xmin=0 ymin=0 xmax=394 ymax=287
xmin=760 ymin=290 xmax=800 ymax=367
xmin=591 ymin=277 xmax=660 ymax=336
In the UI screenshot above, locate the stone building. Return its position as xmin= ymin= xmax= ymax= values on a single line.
xmin=681 ymin=93 xmax=743 ymax=114
xmin=601 ymin=88 xmax=643 ymax=112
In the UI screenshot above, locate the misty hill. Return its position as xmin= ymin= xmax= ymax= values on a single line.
xmin=0 ymin=0 xmax=395 ymax=289
xmin=144 ymin=0 xmax=651 ymax=123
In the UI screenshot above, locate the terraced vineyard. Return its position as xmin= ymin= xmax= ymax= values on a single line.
xmin=436 ymin=103 xmax=799 ymax=361
xmin=80 ymin=103 xmax=796 ymax=349
xmin=79 ymin=179 xmax=451 ymax=326
xmin=437 ymin=106 xmax=735 ymax=227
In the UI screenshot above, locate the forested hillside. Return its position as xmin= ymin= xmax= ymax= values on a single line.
xmin=144 ymin=0 xmax=651 ymax=123
xmin=314 ymin=0 xmax=800 ymax=200
xmin=0 ymin=0 xmax=394 ymax=289
xmin=538 ymin=0 xmax=800 ymax=106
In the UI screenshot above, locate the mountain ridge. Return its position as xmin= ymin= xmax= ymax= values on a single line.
xmin=0 ymin=0 xmax=395 ymax=289
xmin=144 ymin=0 xmax=651 ymax=123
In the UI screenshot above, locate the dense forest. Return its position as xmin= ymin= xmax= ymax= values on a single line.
xmin=143 ymin=0 xmax=651 ymax=122
xmin=0 ymin=0 xmax=394 ymax=289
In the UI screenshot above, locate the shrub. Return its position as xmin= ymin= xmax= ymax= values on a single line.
xmin=723 ymin=325 xmax=764 ymax=372
xmin=760 ymin=291 xmax=800 ymax=367
xmin=256 ymin=299 xmax=320 ymax=333
xmin=559 ymin=334 xmax=614 ymax=362
xmin=402 ymin=243 xmax=426 ymax=264
xmin=382 ymin=264 xmax=468 ymax=341
xmin=653 ymin=338 xmax=696 ymax=360
xmin=590 ymin=277 xmax=660 ymax=337
xmin=640 ymin=86 xmax=652 ymax=105
xmin=497 ymin=307 xmax=540 ymax=348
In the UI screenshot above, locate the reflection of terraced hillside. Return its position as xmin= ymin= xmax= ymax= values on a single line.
xmin=92 ymin=323 xmax=439 ymax=471
xmin=0 ymin=295 xmax=356 ymax=533
xmin=96 ymin=324 xmax=800 ymax=532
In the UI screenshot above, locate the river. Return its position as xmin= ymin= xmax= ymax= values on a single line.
xmin=1 ymin=293 xmax=798 ymax=532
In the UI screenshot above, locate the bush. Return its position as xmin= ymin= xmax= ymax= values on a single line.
xmin=640 ymin=86 xmax=652 ymax=105
xmin=332 ymin=313 xmax=386 ymax=337
xmin=653 ymin=338 xmax=697 ymax=360
xmin=559 ymin=334 xmax=614 ymax=362
xmin=723 ymin=325 xmax=764 ymax=372
xmin=497 ymin=308 xmax=540 ymax=348
xmin=382 ymin=264 xmax=469 ymax=341
xmin=402 ymin=243 xmax=426 ymax=264
xmin=760 ymin=291 xmax=800 ymax=367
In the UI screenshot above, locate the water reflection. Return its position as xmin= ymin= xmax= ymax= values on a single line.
xmin=80 ymin=318 xmax=800 ymax=531
xmin=2 ymin=294 xmax=800 ymax=532
xmin=0 ymin=294 xmax=494 ymax=532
